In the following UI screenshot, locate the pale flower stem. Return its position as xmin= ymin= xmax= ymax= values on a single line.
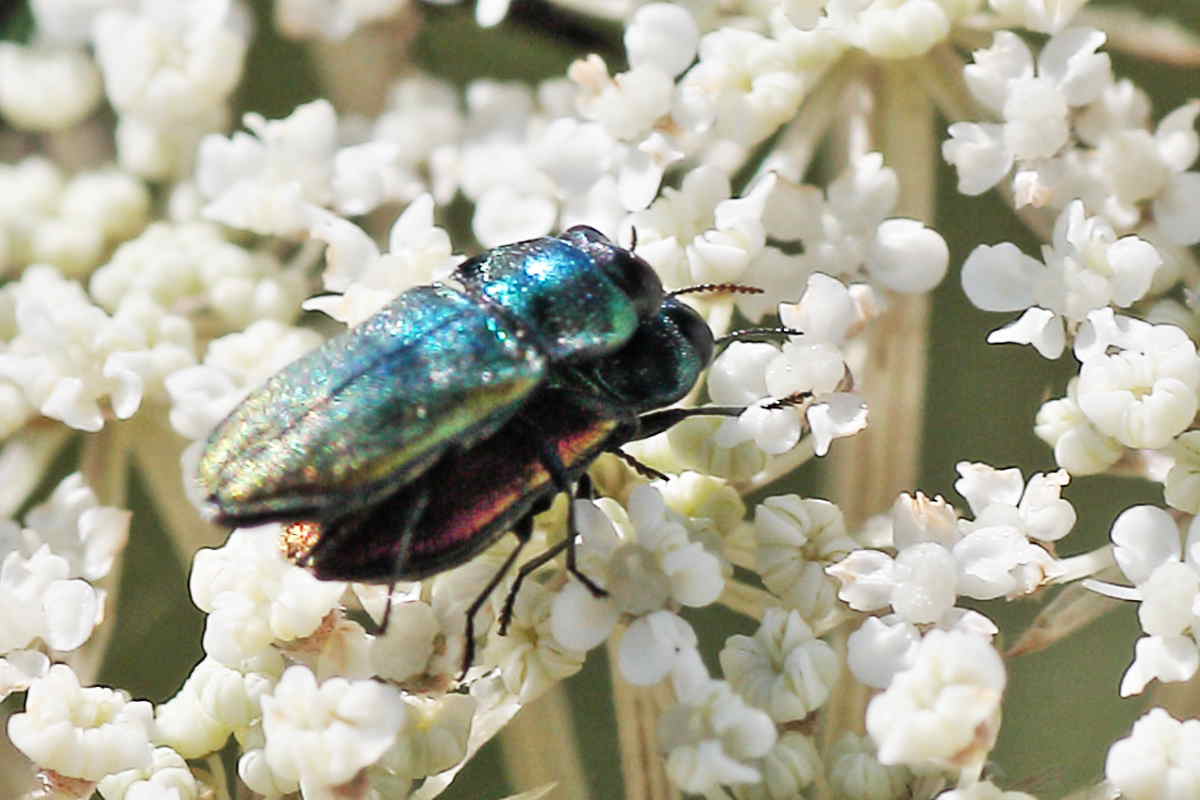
xmin=1008 ymin=573 xmax=1126 ymax=657
xmin=913 ymin=46 xmax=1056 ymax=241
xmin=0 ymin=426 xmax=72 ymax=518
xmin=819 ymin=60 xmax=938 ymax=782
xmin=817 ymin=634 xmax=862 ymax=800
xmin=740 ymin=435 xmax=816 ymax=495
xmin=718 ymin=578 xmax=776 ymax=621
xmin=828 ymin=59 xmax=936 ymax=527
xmin=1076 ymin=7 xmax=1200 ymax=66
xmin=69 ymin=422 xmax=130 ymax=686
xmin=607 ymin=635 xmax=680 ymax=800
xmin=204 ymin=754 xmax=232 ymax=800
xmin=129 ymin=413 xmax=225 ymax=564
xmin=1053 ymin=544 xmax=1117 ymax=582
xmin=499 ymin=685 xmax=592 ymax=800
xmin=912 ymin=43 xmax=978 ymax=128
xmin=80 ymin=417 xmax=128 ymax=509
xmin=307 ymin=15 xmax=421 ymax=116
xmin=756 ymin=55 xmax=856 ymax=182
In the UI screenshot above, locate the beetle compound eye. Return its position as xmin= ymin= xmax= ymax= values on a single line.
xmin=662 ymin=298 xmax=715 ymax=369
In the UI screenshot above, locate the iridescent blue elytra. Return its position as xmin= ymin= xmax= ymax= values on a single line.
xmin=199 ymin=226 xmax=665 ymax=527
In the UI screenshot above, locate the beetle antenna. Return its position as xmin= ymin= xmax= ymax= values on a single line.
xmin=668 ymin=283 xmax=763 ymax=298
xmin=715 ymin=327 xmax=804 ymax=346
xmin=629 ymin=226 xmax=638 ymax=250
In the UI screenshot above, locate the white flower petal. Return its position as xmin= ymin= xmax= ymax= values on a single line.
xmin=961 ymin=242 xmax=1041 ymax=312
xmin=550 ymin=580 xmax=619 ymax=652
xmin=619 ymin=611 xmax=696 ymax=686
xmin=987 ymin=307 xmax=1065 ymax=358
xmin=805 ymin=393 xmax=868 ymax=456
xmin=867 ymin=218 xmax=948 ymax=293
xmin=1119 ymin=635 xmax=1200 ymax=697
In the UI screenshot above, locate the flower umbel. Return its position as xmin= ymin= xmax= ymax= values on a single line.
xmin=1 ymin=1 xmax=1197 ymax=799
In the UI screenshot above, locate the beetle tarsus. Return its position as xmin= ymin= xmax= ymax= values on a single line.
xmin=564 ymin=485 xmax=607 ymax=600
xmin=613 ymin=448 xmax=669 ymax=482
xmin=378 ymin=580 xmax=397 ymax=634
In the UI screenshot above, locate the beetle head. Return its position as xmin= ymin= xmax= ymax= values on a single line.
xmin=561 ymin=225 xmax=664 ymax=320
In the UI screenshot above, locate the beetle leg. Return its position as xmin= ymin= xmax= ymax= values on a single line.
xmin=460 ymin=514 xmax=532 ymax=678
xmin=497 ymin=473 xmax=607 ymax=640
xmin=510 ymin=415 xmax=611 ymax=604
xmin=612 ymin=448 xmax=670 ymax=482
xmin=562 ymin=474 xmax=606 ymax=597
xmin=372 ymin=486 xmax=430 ymax=636
xmin=378 ymin=581 xmax=397 ymax=633
xmin=498 ymin=534 xmax=566 ymax=637
xmin=536 ymin=439 xmax=609 ymax=600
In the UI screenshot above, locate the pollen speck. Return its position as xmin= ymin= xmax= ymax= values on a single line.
xmin=281 ymin=520 xmax=322 ymax=563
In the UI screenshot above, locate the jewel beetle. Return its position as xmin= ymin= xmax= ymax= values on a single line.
xmin=200 ymin=226 xmax=666 ymax=526
xmin=198 ymin=227 xmax=755 ymax=671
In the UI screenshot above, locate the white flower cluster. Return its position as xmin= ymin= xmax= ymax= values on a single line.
xmin=829 ymin=463 xmax=1070 ymax=688
xmin=952 ymin=27 xmax=1200 ymax=359
xmin=91 ymin=221 xmax=309 ymax=333
xmin=658 ymin=664 xmax=778 ymax=794
xmin=8 ymin=665 xmax=155 ymax=784
xmin=631 ymin=153 xmax=948 ymax=320
xmin=9 ymin=1 xmax=249 ymax=178
xmin=151 ymin=526 xmax=474 ymax=798
xmin=0 ymin=157 xmax=149 ymax=278
xmin=708 ymin=273 xmax=873 ymax=460
xmin=784 ymin=0 xmax=984 ymax=59
xmin=0 ymin=266 xmax=196 ymax=433
xmin=945 ymin=29 xmax=1113 ymax=198
xmin=866 ymin=629 xmax=1006 ymax=772
xmin=0 ymin=474 xmax=129 ymax=699
xmin=190 ymin=528 xmax=349 ymax=673
xmin=1035 ymin=309 xmax=1200 ymax=476
xmin=551 ymin=485 xmax=728 ymax=685
xmin=1106 ymin=708 xmax=1200 ymax=800
xmin=197 ymin=98 xmax=418 ymax=237
xmin=1089 ymin=506 xmax=1200 ymax=698
xmin=754 ymin=494 xmax=859 ymax=622
xmin=964 ymin=200 xmax=1162 ymax=358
